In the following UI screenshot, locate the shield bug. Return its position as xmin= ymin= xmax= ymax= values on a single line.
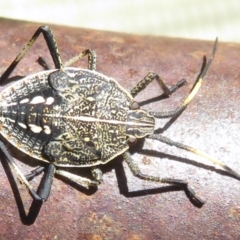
xmin=0 ymin=26 xmax=239 ymax=221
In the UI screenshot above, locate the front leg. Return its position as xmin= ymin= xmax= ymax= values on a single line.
xmin=130 ymin=72 xmax=186 ymax=98
xmin=149 ymin=38 xmax=218 ymax=119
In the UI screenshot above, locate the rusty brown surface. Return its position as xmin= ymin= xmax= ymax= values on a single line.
xmin=0 ymin=18 xmax=240 ymax=239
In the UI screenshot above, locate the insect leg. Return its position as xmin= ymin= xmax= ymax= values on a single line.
xmin=64 ymin=49 xmax=97 ymax=70
xmin=55 ymin=169 xmax=101 ymax=189
xmin=0 ymin=141 xmax=55 ymax=201
xmin=150 ymin=38 xmax=218 ymax=118
xmin=38 ymin=49 xmax=97 ymax=71
xmin=123 ymin=151 xmax=205 ymax=205
xmin=147 ymin=134 xmax=240 ymax=180
xmin=23 ymin=165 xmax=55 ymax=201
xmin=37 ymin=57 xmax=52 ymax=70
xmin=0 ymin=26 xmax=63 ymax=84
xmin=25 ymin=166 xmax=46 ymax=181
xmin=36 ymin=164 xmax=55 ymax=201
xmin=130 ymin=72 xmax=187 ymax=98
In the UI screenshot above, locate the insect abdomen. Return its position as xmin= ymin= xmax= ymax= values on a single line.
xmin=0 ymin=72 xmax=55 ymax=160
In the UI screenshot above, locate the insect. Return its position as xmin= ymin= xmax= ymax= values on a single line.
xmin=0 ymin=26 xmax=239 ymax=221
